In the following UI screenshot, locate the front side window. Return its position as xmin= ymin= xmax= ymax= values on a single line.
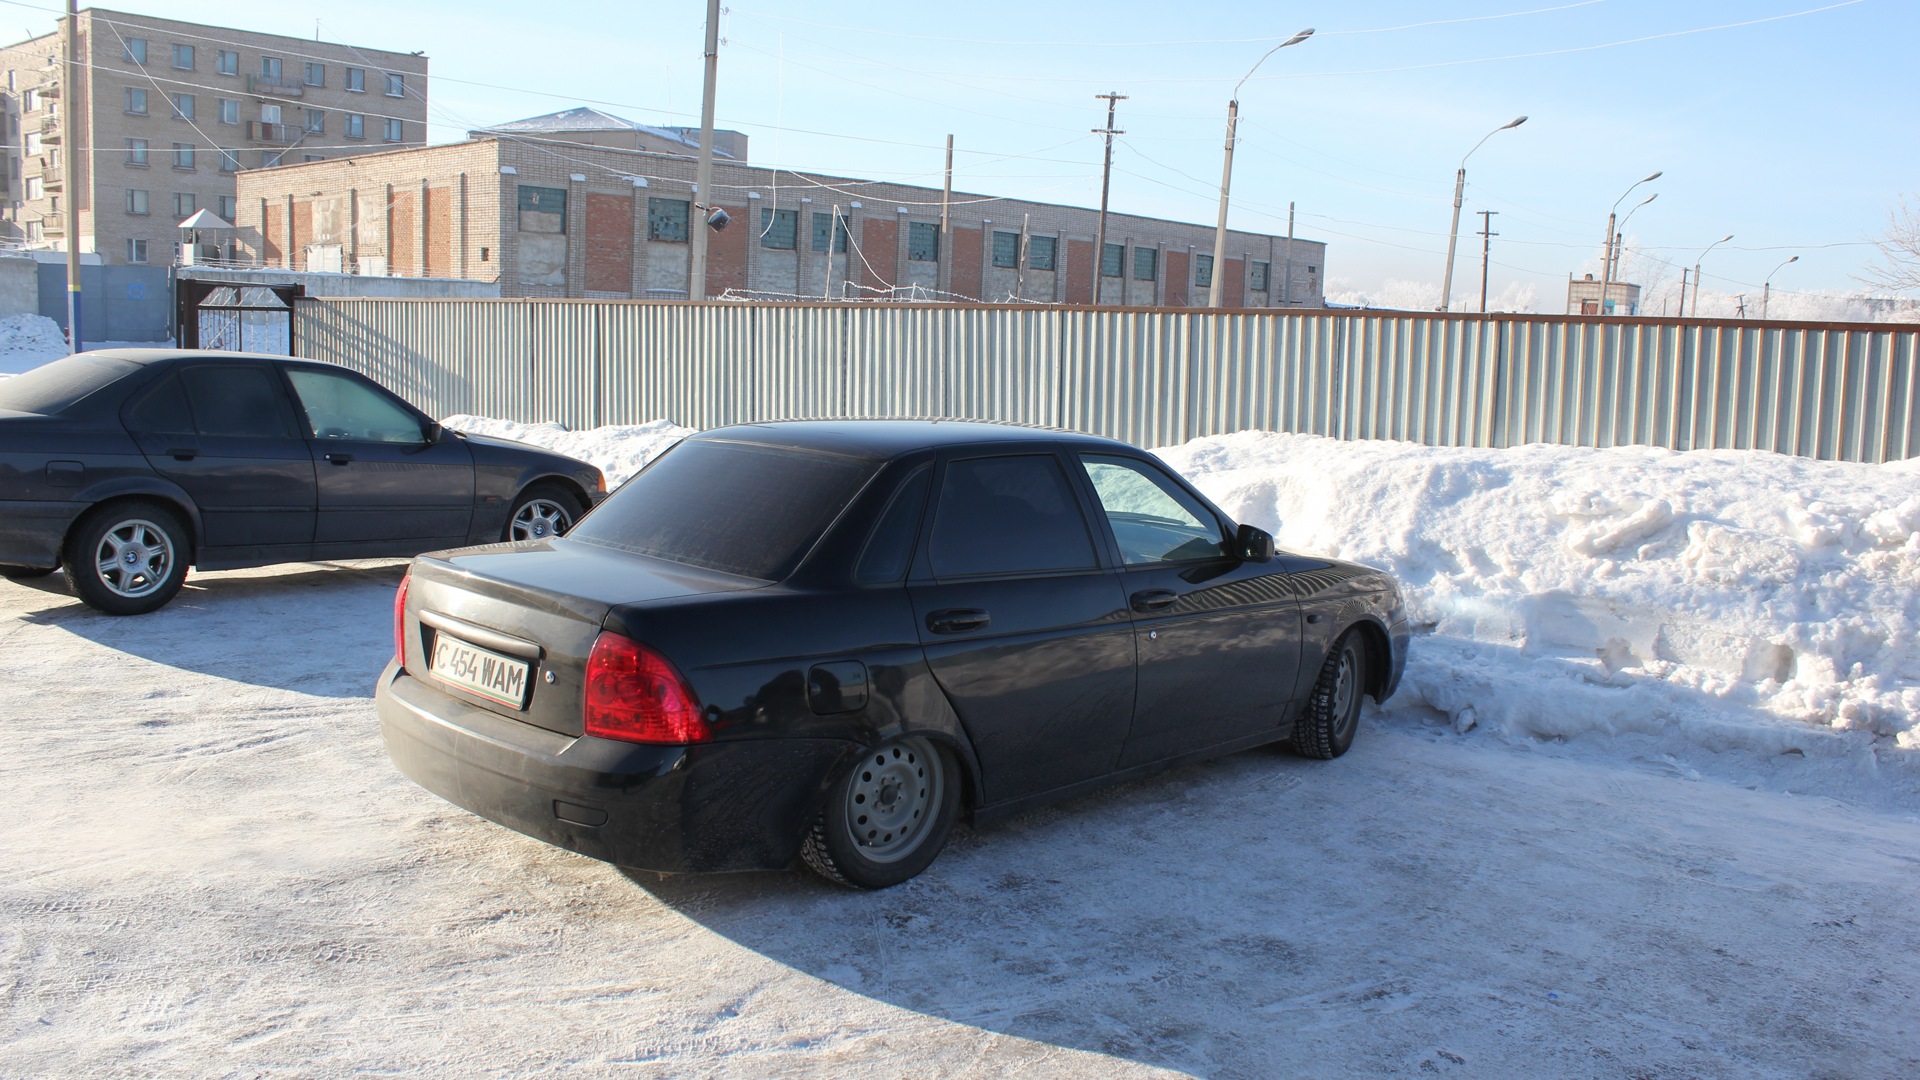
xmin=648 ymin=197 xmax=688 ymax=242
xmin=991 ymin=230 xmax=1019 ymax=269
xmin=571 ymin=440 xmax=878 ymax=581
xmin=928 ymin=455 xmax=1097 ymax=578
xmin=759 ymin=207 xmax=797 ymax=249
xmin=907 ymin=221 xmax=938 ymax=262
xmin=286 ymin=369 xmax=425 ymax=443
xmin=1080 ymin=455 xmax=1225 ymax=565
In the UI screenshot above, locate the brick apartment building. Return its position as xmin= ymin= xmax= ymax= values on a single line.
xmin=233 ymin=110 xmax=1327 ymax=308
xmin=0 ymin=7 xmax=427 ymax=265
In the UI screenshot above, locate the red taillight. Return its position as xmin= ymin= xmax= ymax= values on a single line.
xmin=583 ymin=632 xmax=710 ymax=744
xmin=393 ymin=571 xmax=411 ymax=671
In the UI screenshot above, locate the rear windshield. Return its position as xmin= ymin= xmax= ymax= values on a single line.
xmin=0 ymin=354 xmax=138 ymax=415
xmin=569 ymin=439 xmax=878 ymax=580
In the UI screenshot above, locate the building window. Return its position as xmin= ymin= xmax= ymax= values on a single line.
xmin=261 ymin=57 xmax=283 ymax=81
xmin=1194 ymin=253 xmax=1213 ymax=288
xmin=304 ymin=62 xmax=325 ymax=87
xmin=172 ymin=143 xmax=195 ymax=170
xmin=125 ymin=87 xmax=148 ymax=115
xmin=218 ymin=149 xmax=239 ymax=173
xmin=218 ymin=195 xmax=236 ymax=221
xmin=1101 ymin=242 xmax=1123 ymax=278
xmin=123 ymin=38 xmax=147 ymax=64
xmin=125 ymin=138 xmax=148 ymax=167
xmin=1132 ymin=247 xmax=1157 ymax=281
xmin=1307 ymin=264 xmax=1317 ymax=274
xmin=1251 ymin=260 xmax=1270 ymax=292
xmin=517 ymin=185 xmax=566 ymax=234
xmin=385 ymin=73 xmax=405 ymax=97
xmin=174 ymin=192 xmax=196 ymax=218
xmin=648 ymin=197 xmax=689 ymax=242
xmin=22 ymin=88 xmax=37 ymax=111
xmin=344 ymin=114 xmax=364 ymax=139
xmin=345 ymin=67 xmax=365 ymax=93
xmin=127 ymin=238 xmax=149 ymax=263
xmin=24 ymin=132 xmax=40 ymax=155
xmin=304 ymin=109 xmax=324 ymax=134
xmin=759 ymin=207 xmax=797 ymax=249
xmin=171 ymin=93 xmax=194 ymax=121
xmin=907 ymin=221 xmax=939 ymax=262
xmin=215 ymin=98 xmax=237 ymax=125
xmin=1028 ymin=235 xmax=1056 ymax=271
xmin=217 ymin=49 xmax=238 ymax=75
xmin=126 ymin=189 xmax=149 ymax=215
xmin=172 ymin=44 xmax=194 ymax=70
xmin=991 ymin=230 xmax=1020 ymax=269
xmin=383 ymin=118 xmax=403 ymax=142
xmin=260 ymin=150 xmax=284 ymax=168
xmin=260 ymin=103 xmax=282 ymax=126
xmin=26 ymin=221 xmax=43 ymax=242
xmin=24 ymin=175 xmax=41 ymax=199
xmin=810 ymin=211 xmax=848 ymax=253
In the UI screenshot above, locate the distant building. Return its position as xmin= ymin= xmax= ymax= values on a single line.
xmin=1567 ymin=273 xmax=1641 ymax=316
xmin=470 ymin=108 xmax=748 ymax=163
xmin=0 ymin=6 xmax=429 ymax=265
xmin=232 ymin=110 xmax=1327 ymax=307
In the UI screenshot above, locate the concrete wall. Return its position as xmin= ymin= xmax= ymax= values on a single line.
xmin=178 ymin=266 xmax=499 ymax=298
xmin=36 ymin=262 xmax=171 ymax=341
xmin=0 ymin=256 xmax=39 ymax=315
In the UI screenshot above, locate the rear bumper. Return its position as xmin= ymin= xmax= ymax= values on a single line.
xmin=0 ymin=499 xmax=78 ymax=570
xmin=375 ymin=661 xmax=853 ymax=873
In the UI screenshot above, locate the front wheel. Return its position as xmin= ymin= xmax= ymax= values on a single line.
xmin=801 ymin=736 xmax=960 ymax=889
xmin=502 ymin=483 xmax=585 ymax=542
xmin=1291 ymin=631 xmax=1367 ymax=759
xmin=62 ymin=501 xmax=190 ymax=615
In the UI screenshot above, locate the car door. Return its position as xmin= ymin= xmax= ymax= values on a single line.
xmin=280 ymin=365 xmax=475 ymax=555
xmin=123 ymin=364 xmax=317 ymax=563
xmin=1076 ymin=453 xmax=1304 ymax=768
xmin=906 ymin=451 xmax=1136 ymax=807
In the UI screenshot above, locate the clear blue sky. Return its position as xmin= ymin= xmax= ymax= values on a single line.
xmin=23 ymin=0 xmax=1911 ymax=306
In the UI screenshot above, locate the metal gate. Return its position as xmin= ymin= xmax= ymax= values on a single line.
xmin=177 ymin=280 xmax=303 ymax=353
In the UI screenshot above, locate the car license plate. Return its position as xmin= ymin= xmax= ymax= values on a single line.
xmin=428 ymin=634 xmax=532 ymax=709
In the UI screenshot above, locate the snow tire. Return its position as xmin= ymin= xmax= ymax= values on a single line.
xmin=801 ymin=736 xmax=959 ymax=890
xmin=1291 ymin=630 xmax=1366 ymax=760
xmin=63 ymin=500 xmax=190 ymax=616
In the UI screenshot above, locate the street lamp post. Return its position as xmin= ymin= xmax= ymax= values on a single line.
xmin=1762 ymin=255 xmax=1799 ymax=320
xmin=1688 ymin=234 xmax=1733 ymax=317
xmin=1208 ymin=28 xmax=1313 ymax=309
xmin=1599 ymin=170 xmax=1661 ymax=312
xmin=1610 ymin=192 xmax=1657 ymax=283
xmin=1440 ymin=116 xmax=1526 ymax=312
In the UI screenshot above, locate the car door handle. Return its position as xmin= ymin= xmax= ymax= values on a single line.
xmin=1130 ymin=589 xmax=1178 ymax=613
xmin=926 ymin=608 xmax=990 ymax=634
xmin=324 ymin=452 xmax=354 ymax=465
xmin=166 ymin=447 xmax=197 ymax=460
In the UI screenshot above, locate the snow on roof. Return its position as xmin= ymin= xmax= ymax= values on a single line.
xmin=475 ymin=108 xmax=735 ymax=159
xmin=176 ymin=209 xmax=234 ymax=230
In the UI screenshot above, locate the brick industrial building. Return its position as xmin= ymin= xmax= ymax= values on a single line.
xmin=232 ymin=109 xmax=1327 ymax=307
xmin=0 ymin=6 xmax=428 ymax=265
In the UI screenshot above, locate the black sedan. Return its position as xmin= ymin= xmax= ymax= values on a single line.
xmin=0 ymin=350 xmax=605 ymax=614
xmin=379 ymin=420 xmax=1408 ymax=889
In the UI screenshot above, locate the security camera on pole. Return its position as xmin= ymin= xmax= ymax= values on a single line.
xmin=1208 ymin=28 xmax=1312 ymax=309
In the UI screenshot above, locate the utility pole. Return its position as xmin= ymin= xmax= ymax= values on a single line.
xmin=1678 ymin=268 xmax=1689 ymax=318
xmin=939 ymin=135 xmax=953 ymax=299
xmin=1736 ymin=294 xmax=1747 ymax=319
xmin=1477 ymin=210 xmax=1499 ymax=313
xmin=687 ymin=0 xmax=721 ymax=301
xmin=63 ymin=0 xmax=79 ymax=351
xmin=1091 ymin=92 xmax=1125 ymax=306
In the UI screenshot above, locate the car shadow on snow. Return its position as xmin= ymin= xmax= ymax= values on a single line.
xmin=620 ymin=731 xmax=1403 ymax=1078
xmin=10 ymin=561 xmax=405 ymax=698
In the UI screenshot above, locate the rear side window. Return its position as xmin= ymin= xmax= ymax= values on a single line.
xmin=928 ymin=455 xmax=1097 ymax=578
xmin=123 ymin=374 xmax=195 ymax=434
xmin=570 ymin=439 xmax=878 ymax=581
xmin=0 ymin=355 xmax=137 ymax=415
xmin=178 ymin=366 xmax=297 ymax=439
xmin=855 ymin=466 xmax=931 ymax=584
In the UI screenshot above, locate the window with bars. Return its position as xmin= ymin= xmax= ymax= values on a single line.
xmin=810 ymin=211 xmax=848 ymax=252
xmin=1132 ymin=247 xmax=1157 ymax=281
xmin=648 ymin=197 xmax=689 ymax=242
xmin=1194 ymin=253 xmax=1213 ymax=288
xmin=1251 ymin=261 xmax=1270 ymax=292
xmin=1101 ymin=242 xmax=1123 ymax=277
xmin=991 ymin=230 xmax=1020 ymax=268
xmin=1028 ymin=235 xmax=1056 ymax=270
xmin=758 ymin=208 xmax=798 ymax=249
xmin=908 ymin=221 xmax=939 ymax=262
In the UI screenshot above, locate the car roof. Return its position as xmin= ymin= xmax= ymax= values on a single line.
xmin=695 ymin=418 xmax=1139 ymax=459
xmin=81 ymin=348 xmax=334 ymax=369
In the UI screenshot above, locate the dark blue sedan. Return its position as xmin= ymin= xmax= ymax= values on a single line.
xmin=0 ymin=350 xmax=604 ymax=614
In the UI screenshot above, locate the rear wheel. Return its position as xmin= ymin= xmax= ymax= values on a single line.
xmin=1291 ymin=631 xmax=1366 ymax=759
xmin=503 ymin=483 xmax=584 ymax=542
xmin=63 ymin=501 xmax=190 ymax=615
xmin=801 ymin=736 xmax=959 ymax=890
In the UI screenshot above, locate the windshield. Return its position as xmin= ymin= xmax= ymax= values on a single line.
xmin=0 ymin=354 xmax=139 ymax=415
xmin=569 ymin=439 xmax=878 ymax=580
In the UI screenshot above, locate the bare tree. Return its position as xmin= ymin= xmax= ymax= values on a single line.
xmin=1860 ymin=197 xmax=1920 ymax=292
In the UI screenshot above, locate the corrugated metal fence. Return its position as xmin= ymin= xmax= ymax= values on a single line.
xmin=294 ymin=299 xmax=1919 ymax=463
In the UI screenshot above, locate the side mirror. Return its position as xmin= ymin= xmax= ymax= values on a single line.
xmin=1236 ymin=523 xmax=1275 ymax=562
xmin=421 ymin=420 xmax=442 ymax=444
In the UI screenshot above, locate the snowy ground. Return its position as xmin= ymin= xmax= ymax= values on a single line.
xmin=3 ymin=419 xmax=1918 ymax=1076
xmin=0 ymin=313 xmax=171 ymax=375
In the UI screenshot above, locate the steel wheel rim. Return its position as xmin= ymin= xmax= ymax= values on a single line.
xmin=1331 ymin=643 xmax=1359 ymax=741
xmin=510 ymin=498 xmax=572 ymax=541
xmin=94 ymin=518 xmax=174 ymax=599
xmin=842 ymin=737 xmax=941 ymax=863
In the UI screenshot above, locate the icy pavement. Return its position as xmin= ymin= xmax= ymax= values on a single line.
xmin=3 ymin=561 xmax=1919 ymax=1075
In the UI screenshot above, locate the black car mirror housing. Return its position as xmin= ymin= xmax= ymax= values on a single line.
xmin=1236 ymin=523 xmax=1275 ymax=562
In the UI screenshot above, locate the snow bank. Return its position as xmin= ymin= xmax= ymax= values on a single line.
xmin=441 ymin=414 xmax=691 ymax=486
xmin=1158 ymin=432 xmax=1920 ymax=754
xmin=0 ymin=313 xmax=69 ymax=375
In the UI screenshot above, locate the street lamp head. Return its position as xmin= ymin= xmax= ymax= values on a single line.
xmin=1503 ymin=115 xmax=1528 ymax=129
xmin=1787 ymin=255 xmax=1799 ymax=264
xmin=1283 ymin=28 xmax=1315 ymax=47
xmin=1719 ymin=234 xmax=1734 ymax=242
xmin=1643 ymin=171 xmax=1663 ymax=183
xmin=1638 ymin=193 xmax=1658 ymax=207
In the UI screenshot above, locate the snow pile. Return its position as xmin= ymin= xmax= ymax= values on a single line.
xmin=0 ymin=313 xmax=69 ymax=374
xmin=442 ymin=414 xmax=692 ymax=485
xmin=1157 ymin=432 xmax=1920 ymax=753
